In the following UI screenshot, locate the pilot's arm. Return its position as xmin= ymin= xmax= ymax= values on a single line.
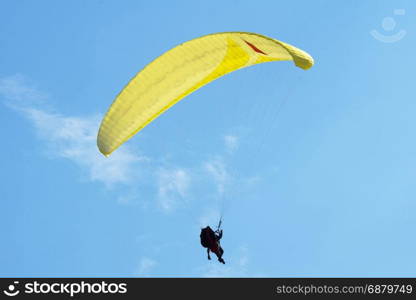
xmin=217 ymin=229 xmax=223 ymax=240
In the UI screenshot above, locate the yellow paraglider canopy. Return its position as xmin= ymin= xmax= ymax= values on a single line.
xmin=97 ymin=32 xmax=314 ymax=156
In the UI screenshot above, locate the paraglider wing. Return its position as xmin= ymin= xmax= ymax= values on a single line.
xmin=97 ymin=32 xmax=314 ymax=156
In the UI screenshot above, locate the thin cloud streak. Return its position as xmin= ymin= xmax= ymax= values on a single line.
xmin=157 ymin=168 xmax=191 ymax=212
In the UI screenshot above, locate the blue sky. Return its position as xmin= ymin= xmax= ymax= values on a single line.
xmin=1 ymin=0 xmax=415 ymax=277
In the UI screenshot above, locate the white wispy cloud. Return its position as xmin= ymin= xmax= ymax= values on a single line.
xmin=0 ymin=75 xmax=147 ymax=188
xmin=157 ymin=168 xmax=191 ymax=212
xmin=203 ymin=134 xmax=240 ymax=197
xmin=0 ymin=74 xmax=46 ymax=107
xmin=21 ymin=108 xmax=145 ymax=187
xmin=204 ymin=157 xmax=230 ymax=196
xmin=1 ymin=74 xmax=196 ymax=212
xmin=136 ymin=257 xmax=157 ymax=276
xmin=0 ymin=74 xmax=257 ymax=215
xmin=224 ymin=134 xmax=239 ymax=154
